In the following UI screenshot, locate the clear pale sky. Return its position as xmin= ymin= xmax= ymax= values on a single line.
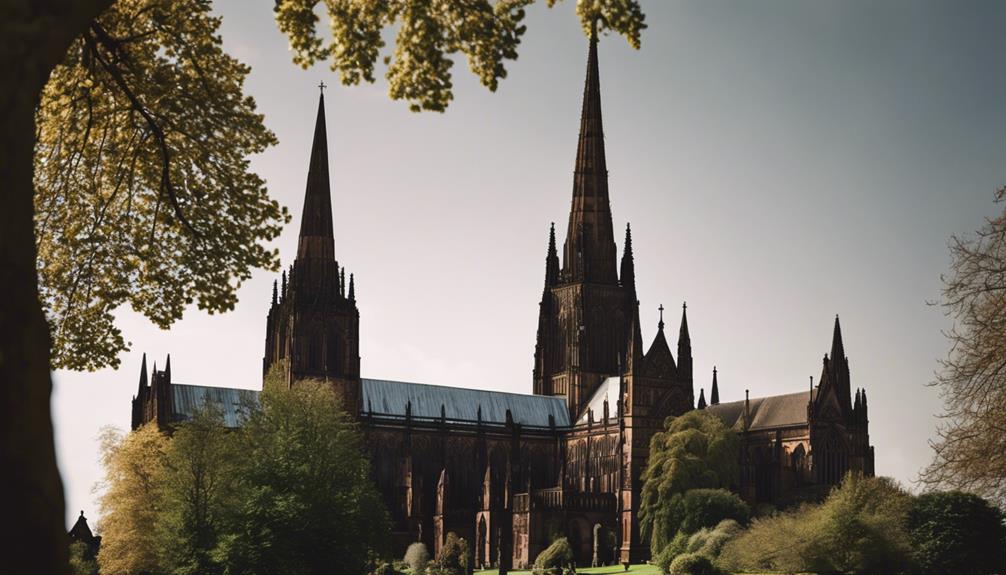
xmin=53 ymin=0 xmax=1006 ymax=528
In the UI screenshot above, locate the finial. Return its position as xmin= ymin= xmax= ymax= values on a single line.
xmin=683 ymin=301 xmax=687 ymax=310
xmin=658 ymin=304 xmax=665 ymax=330
xmin=318 ymin=81 xmax=327 ymax=94
xmin=348 ymin=273 xmax=355 ymax=301
xmin=80 ymin=510 xmax=84 ymax=517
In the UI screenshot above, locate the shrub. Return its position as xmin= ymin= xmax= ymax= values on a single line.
xmin=676 ymin=489 xmax=750 ymax=535
xmin=431 ymin=532 xmax=469 ymax=575
xmin=907 ymin=491 xmax=1006 ymax=574
xmin=685 ymin=519 xmax=742 ymax=559
xmin=719 ymin=473 xmax=914 ymax=574
xmin=369 ymin=562 xmax=405 ymax=575
xmin=532 ymin=537 xmax=575 ymax=575
xmin=668 ymin=553 xmax=719 ymax=575
xmin=404 ymin=542 xmax=430 ymax=573
xmin=654 ymin=531 xmax=690 ymax=574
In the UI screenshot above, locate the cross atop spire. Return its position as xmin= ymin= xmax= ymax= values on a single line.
xmin=318 ymin=80 xmax=327 ymax=94
xmin=658 ymin=304 xmax=665 ymax=330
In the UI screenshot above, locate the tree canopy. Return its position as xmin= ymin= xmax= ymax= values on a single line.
xmin=639 ymin=410 xmax=741 ymax=553
xmin=95 ymin=381 xmax=390 ymax=575
xmin=907 ymin=490 xmax=1006 ymax=574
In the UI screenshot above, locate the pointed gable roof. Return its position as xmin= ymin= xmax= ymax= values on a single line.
xmin=644 ymin=305 xmax=677 ymax=374
xmin=297 ymin=93 xmax=335 ymax=261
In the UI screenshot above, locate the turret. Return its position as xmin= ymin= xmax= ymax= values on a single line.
xmin=710 ymin=366 xmax=720 ymax=405
xmin=620 ymin=223 xmax=636 ymax=296
xmin=677 ymin=303 xmax=692 ymax=384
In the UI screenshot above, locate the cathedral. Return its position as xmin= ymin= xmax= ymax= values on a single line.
xmin=131 ymin=36 xmax=876 ymax=569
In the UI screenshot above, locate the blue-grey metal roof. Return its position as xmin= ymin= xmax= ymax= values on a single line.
xmin=576 ymin=376 xmax=621 ymax=424
xmin=171 ymin=384 xmax=259 ymax=428
xmin=360 ymin=378 xmax=570 ymax=427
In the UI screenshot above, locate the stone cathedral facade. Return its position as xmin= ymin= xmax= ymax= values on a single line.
xmin=131 ymin=37 xmax=876 ymax=569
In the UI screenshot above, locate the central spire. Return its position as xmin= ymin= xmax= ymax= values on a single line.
xmin=297 ymin=92 xmax=335 ymax=261
xmin=562 ymin=31 xmax=617 ymax=283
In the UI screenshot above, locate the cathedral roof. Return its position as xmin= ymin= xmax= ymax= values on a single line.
xmin=704 ymin=389 xmax=817 ymax=431
xmin=575 ymin=376 xmax=620 ymax=424
xmin=170 ymin=383 xmax=260 ymax=427
xmin=360 ymin=378 xmax=571 ymax=427
xmin=163 ymin=378 xmax=572 ymax=429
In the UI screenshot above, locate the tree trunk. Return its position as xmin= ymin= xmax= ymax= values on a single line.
xmin=0 ymin=2 xmax=113 ymax=573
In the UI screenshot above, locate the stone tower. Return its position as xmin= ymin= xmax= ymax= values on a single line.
xmin=263 ymin=92 xmax=360 ymax=409
xmin=532 ymin=34 xmax=640 ymax=421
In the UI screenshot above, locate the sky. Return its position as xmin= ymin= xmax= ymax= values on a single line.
xmin=53 ymin=0 xmax=1006 ymax=528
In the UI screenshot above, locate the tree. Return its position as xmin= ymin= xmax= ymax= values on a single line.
xmin=923 ymin=188 xmax=1006 ymax=505
xmin=217 ymin=380 xmax=391 ymax=574
xmin=156 ymin=405 xmax=241 ymax=575
xmin=639 ymin=410 xmax=741 ymax=553
xmin=1 ymin=1 xmax=646 ymax=572
xmin=95 ymin=423 xmax=169 ymax=575
xmin=907 ymin=490 xmax=1006 ymax=574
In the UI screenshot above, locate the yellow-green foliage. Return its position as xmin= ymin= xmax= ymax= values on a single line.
xmin=96 ymin=424 xmax=169 ymax=575
xmin=718 ymin=473 xmax=914 ymax=574
xmin=274 ymin=0 xmax=647 ymax=113
xmin=639 ymin=411 xmax=741 ymax=552
xmin=532 ymin=536 xmax=575 ymax=575
xmin=35 ymin=0 xmax=287 ymax=371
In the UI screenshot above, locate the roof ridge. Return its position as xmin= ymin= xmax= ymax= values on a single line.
xmin=361 ymin=378 xmax=566 ymax=402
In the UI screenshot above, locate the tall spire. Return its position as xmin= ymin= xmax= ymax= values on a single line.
xmin=562 ymin=32 xmax=617 ymax=284
xmin=164 ymin=354 xmax=171 ymax=382
xmin=348 ymin=273 xmax=355 ymax=302
xmin=297 ymin=92 xmax=335 ymax=261
xmin=710 ymin=366 xmax=719 ymax=405
xmin=620 ymin=223 xmax=636 ymax=295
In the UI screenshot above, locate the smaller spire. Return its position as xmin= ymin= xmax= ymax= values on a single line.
xmin=348 ymin=273 xmax=355 ymax=302
xmin=710 ymin=366 xmax=719 ymax=405
xmin=271 ymin=280 xmax=278 ymax=306
xmin=697 ymin=388 xmax=707 ymax=410
xmin=164 ymin=354 xmax=171 ymax=382
xmin=545 ymin=223 xmax=560 ymax=287
xmin=340 ymin=268 xmax=346 ymax=297
xmin=679 ymin=302 xmax=690 ymax=344
xmin=281 ymin=270 xmax=287 ymax=302
xmin=138 ymin=353 xmax=148 ymax=396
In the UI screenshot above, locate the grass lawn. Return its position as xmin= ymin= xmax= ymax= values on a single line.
xmin=474 ymin=564 xmax=661 ymax=575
